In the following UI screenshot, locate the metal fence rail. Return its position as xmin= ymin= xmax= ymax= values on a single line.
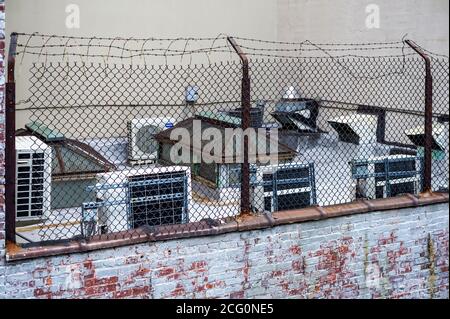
xmin=5 ymin=33 xmax=449 ymax=245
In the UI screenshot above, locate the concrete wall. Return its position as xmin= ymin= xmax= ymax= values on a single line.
xmin=0 ymin=203 xmax=448 ymax=299
xmin=6 ymin=0 xmax=279 ymax=130
xmin=4 ymin=0 xmax=449 ymax=132
xmin=6 ymin=0 xmax=449 ymax=53
xmin=6 ymin=0 xmax=278 ymax=39
xmin=277 ymin=0 xmax=449 ymax=55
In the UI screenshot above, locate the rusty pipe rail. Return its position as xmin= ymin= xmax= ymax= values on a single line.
xmin=227 ymin=36 xmax=251 ymax=215
xmin=5 ymin=33 xmax=19 ymax=243
xmin=405 ymin=40 xmax=433 ymax=194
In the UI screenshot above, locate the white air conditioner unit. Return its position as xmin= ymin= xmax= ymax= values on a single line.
xmin=94 ymin=170 xmax=129 ymax=233
xmin=16 ymin=136 xmax=52 ymax=221
xmin=251 ymin=163 xmax=316 ymax=213
xmin=127 ymin=117 xmax=176 ymax=162
xmin=90 ymin=166 xmax=191 ymax=234
xmin=351 ymin=155 xmax=422 ymax=200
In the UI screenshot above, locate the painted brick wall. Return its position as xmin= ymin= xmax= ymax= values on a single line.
xmin=0 ymin=203 xmax=448 ymax=299
xmin=0 ymin=0 xmax=6 ymax=270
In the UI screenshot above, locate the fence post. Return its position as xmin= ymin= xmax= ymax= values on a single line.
xmin=227 ymin=36 xmax=251 ymax=215
xmin=404 ymin=40 xmax=433 ymax=194
xmin=5 ymin=33 xmax=18 ymax=243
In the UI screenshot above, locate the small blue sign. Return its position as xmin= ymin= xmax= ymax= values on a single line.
xmin=165 ymin=122 xmax=174 ymax=129
xmin=186 ymin=85 xmax=199 ymax=103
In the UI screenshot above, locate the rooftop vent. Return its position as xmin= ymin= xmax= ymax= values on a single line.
xmin=226 ymin=101 xmax=266 ymax=128
xmin=282 ymin=86 xmax=301 ymax=100
xmin=272 ymin=99 xmax=323 ymax=133
xmin=328 ymin=114 xmax=379 ymax=145
xmin=404 ymin=123 xmax=448 ymax=152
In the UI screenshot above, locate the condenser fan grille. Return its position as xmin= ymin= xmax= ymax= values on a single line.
xmin=136 ymin=125 xmax=160 ymax=154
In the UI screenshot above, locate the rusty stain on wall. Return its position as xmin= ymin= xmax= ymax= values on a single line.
xmin=427 ymin=233 xmax=437 ymax=299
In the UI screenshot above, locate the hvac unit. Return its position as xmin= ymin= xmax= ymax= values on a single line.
xmin=85 ymin=166 xmax=191 ymax=234
xmin=15 ymin=136 xmax=52 ymax=221
xmin=251 ymin=163 xmax=317 ymax=213
xmin=127 ymin=117 xmax=176 ymax=162
xmin=351 ymin=155 xmax=423 ymax=200
xmin=128 ymin=167 xmax=191 ymax=228
xmin=91 ymin=170 xmax=129 ymax=233
xmin=404 ymin=123 xmax=449 ymax=192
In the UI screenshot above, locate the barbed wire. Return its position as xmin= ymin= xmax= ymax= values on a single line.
xmin=231 ymin=36 xmax=406 ymax=46
xmin=16 ymin=48 xmax=233 ymax=59
xmin=10 ymin=32 xmax=449 ymax=107
xmin=14 ymin=32 xmax=449 ymax=62
xmin=14 ymin=32 xmax=228 ymax=42
xmin=13 ymin=32 xmax=448 ymax=84
xmin=15 ymin=32 xmax=236 ymax=67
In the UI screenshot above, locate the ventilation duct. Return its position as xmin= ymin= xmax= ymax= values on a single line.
xmin=328 ymin=114 xmax=379 ymax=145
xmin=272 ymin=99 xmax=324 ymax=133
xmin=404 ymin=123 xmax=448 ymax=152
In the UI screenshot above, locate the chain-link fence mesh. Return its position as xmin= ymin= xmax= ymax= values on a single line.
xmin=10 ymin=33 xmax=449 ymax=245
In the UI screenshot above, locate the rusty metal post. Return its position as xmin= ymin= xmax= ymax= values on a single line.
xmin=405 ymin=40 xmax=433 ymax=194
xmin=227 ymin=37 xmax=251 ymax=215
xmin=5 ymin=33 xmax=19 ymax=243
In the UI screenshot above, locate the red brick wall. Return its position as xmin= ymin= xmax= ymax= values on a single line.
xmin=0 ymin=0 xmax=6 ymax=254
xmin=0 ymin=203 xmax=448 ymax=299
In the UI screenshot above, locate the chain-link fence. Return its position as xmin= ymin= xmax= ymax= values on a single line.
xmin=7 ymin=33 xmax=449 ymax=245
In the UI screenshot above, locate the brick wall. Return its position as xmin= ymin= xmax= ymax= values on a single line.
xmin=1 ymin=0 xmax=6 ymax=269
xmin=0 ymin=203 xmax=448 ymax=299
